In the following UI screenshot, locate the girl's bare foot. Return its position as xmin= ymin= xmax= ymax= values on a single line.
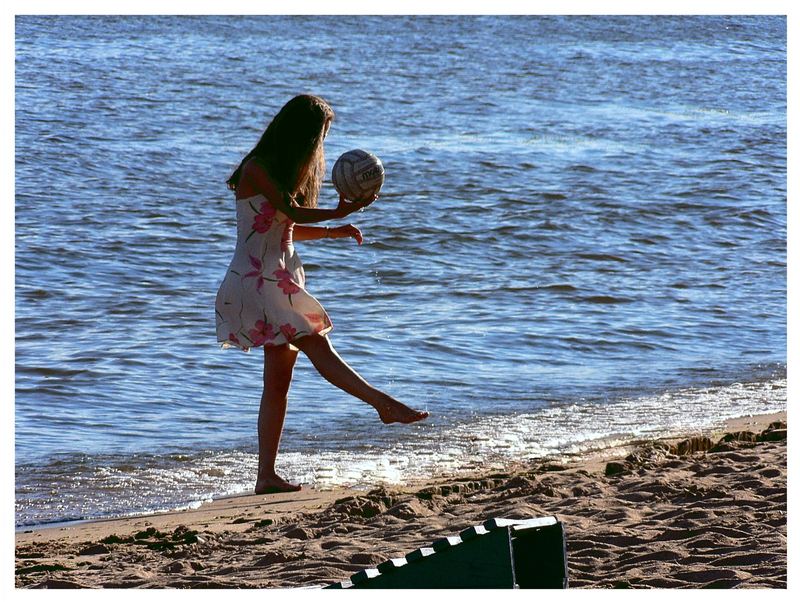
xmin=255 ymin=473 xmax=302 ymax=495
xmin=377 ymin=401 xmax=429 ymax=425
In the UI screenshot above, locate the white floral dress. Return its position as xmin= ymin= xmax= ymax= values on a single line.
xmin=215 ymin=194 xmax=333 ymax=352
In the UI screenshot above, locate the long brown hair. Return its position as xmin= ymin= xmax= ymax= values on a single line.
xmin=227 ymin=94 xmax=334 ymax=208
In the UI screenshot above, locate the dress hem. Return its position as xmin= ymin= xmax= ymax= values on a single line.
xmin=218 ymin=325 xmax=333 ymax=353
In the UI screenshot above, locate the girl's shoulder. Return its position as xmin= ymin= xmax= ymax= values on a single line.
xmin=238 ymin=158 xmax=279 ymax=200
xmin=241 ymin=155 xmax=266 ymax=179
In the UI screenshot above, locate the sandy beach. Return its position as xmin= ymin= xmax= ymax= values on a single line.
xmin=15 ymin=412 xmax=786 ymax=589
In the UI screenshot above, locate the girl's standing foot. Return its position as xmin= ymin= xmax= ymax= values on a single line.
xmin=255 ymin=473 xmax=302 ymax=494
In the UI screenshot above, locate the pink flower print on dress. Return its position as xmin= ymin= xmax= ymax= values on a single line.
xmin=280 ymin=323 xmax=297 ymax=342
xmin=273 ymin=268 xmax=301 ymax=296
xmin=248 ymin=320 xmax=277 ymax=346
xmin=277 ymin=279 xmax=301 ymax=296
xmin=228 ymin=333 xmax=242 ymax=346
xmin=272 ymin=268 xmax=292 ymax=281
xmin=304 ymin=312 xmax=330 ymax=333
xmin=252 ymin=201 xmax=277 ymax=234
xmin=260 ymin=199 xmax=276 ymax=215
xmin=243 ymin=255 xmax=268 ymax=292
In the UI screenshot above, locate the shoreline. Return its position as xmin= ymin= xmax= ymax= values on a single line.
xmin=16 ymin=410 xmax=786 ymax=537
xmin=15 ymin=410 xmax=786 ymax=588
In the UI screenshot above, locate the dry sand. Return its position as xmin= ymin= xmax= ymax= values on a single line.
xmin=15 ymin=412 xmax=786 ymax=589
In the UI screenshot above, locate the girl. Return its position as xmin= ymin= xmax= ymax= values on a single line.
xmin=215 ymin=94 xmax=429 ymax=494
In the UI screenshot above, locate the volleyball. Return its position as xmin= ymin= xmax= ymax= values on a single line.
xmin=332 ymin=149 xmax=385 ymax=201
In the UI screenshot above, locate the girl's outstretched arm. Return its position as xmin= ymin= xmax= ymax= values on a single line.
xmin=294 ymin=224 xmax=364 ymax=245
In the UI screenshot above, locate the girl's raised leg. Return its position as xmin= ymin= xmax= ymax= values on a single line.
xmin=293 ymin=333 xmax=428 ymax=424
xmin=256 ymin=343 xmax=302 ymax=494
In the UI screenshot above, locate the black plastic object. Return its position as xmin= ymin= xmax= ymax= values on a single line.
xmin=324 ymin=516 xmax=568 ymax=589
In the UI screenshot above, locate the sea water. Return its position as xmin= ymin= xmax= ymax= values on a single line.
xmin=15 ymin=15 xmax=786 ymax=526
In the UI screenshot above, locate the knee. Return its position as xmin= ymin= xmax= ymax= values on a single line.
xmin=264 ymin=368 xmax=293 ymax=395
xmin=263 ymin=372 xmax=293 ymax=398
xmin=264 ymin=380 xmax=291 ymax=399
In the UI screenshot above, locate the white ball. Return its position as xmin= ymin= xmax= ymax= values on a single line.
xmin=332 ymin=149 xmax=385 ymax=201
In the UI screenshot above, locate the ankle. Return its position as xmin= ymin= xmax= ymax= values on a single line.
xmin=258 ymin=469 xmax=278 ymax=481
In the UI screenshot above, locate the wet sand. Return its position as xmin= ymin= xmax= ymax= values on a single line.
xmin=15 ymin=412 xmax=786 ymax=589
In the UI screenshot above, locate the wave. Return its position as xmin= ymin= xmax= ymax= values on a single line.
xmin=575 ymin=253 xmax=629 ymax=263
xmin=578 ymin=295 xmax=635 ymax=304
